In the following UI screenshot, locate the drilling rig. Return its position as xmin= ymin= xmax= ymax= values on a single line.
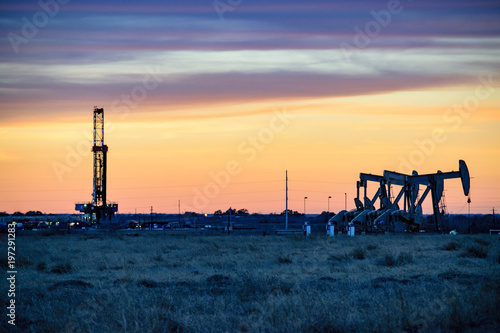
xmin=75 ymin=107 xmax=118 ymax=224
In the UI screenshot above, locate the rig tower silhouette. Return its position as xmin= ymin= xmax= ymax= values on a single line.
xmin=75 ymin=107 xmax=118 ymax=223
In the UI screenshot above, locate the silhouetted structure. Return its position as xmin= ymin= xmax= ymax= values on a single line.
xmin=328 ymin=160 xmax=470 ymax=233
xmin=75 ymin=107 xmax=118 ymax=223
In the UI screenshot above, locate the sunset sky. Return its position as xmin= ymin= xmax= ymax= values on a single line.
xmin=1 ymin=0 xmax=499 ymax=215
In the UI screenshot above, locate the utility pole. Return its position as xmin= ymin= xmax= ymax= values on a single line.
xmin=228 ymin=207 xmax=231 ymax=235
xmin=345 ymin=193 xmax=347 ymax=211
xmin=178 ymin=200 xmax=181 ymax=226
xmin=285 ymin=170 xmax=288 ymax=230
xmin=150 ymin=206 xmax=153 ymax=229
xmin=493 ymin=207 xmax=495 ymax=226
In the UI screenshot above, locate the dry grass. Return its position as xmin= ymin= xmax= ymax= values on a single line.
xmin=460 ymin=245 xmax=489 ymax=259
xmin=1 ymin=232 xmax=499 ymax=332
xmin=381 ymin=252 xmax=413 ymax=267
xmin=442 ymin=241 xmax=462 ymax=251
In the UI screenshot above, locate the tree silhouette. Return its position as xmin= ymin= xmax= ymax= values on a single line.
xmin=236 ymin=209 xmax=249 ymax=216
xmin=26 ymin=211 xmax=44 ymax=216
xmin=280 ymin=209 xmax=303 ymax=216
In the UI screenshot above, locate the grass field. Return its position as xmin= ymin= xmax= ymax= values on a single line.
xmin=2 ymin=232 xmax=500 ymax=332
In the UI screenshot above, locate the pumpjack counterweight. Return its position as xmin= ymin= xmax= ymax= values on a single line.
xmin=76 ymin=107 xmax=118 ymax=223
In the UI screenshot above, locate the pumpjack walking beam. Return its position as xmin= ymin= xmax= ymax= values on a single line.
xmin=384 ymin=160 xmax=470 ymax=232
xmin=406 ymin=160 xmax=470 ymax=231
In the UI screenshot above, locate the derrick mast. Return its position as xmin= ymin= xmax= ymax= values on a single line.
xmin=92 ymin=108 xmax=107 ymax=210
xmin=75 ymin=107 xmax=118 ymax=223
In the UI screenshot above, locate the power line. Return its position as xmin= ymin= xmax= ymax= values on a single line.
xmin=0 ymin=180 xmax=284 ymax=193
xmin=290 ymin=180 xmax=352 ymax=185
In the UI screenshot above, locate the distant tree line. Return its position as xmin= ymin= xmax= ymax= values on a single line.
xmin=0 ymin=209 xmax=328 ymax=218
xmin=0 ymin=211 xmax=45 ymax=217
xmin=278 ymin=209 xmax=304 ymax=216
xmin=213 ymin=208 xmax=249 ymax=216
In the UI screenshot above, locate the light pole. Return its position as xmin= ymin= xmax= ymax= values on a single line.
xmin=328 ymin=196 xmax=332 ymax=219
xmin=345 ymin=193 xmax=347 ymax=211
xmin=304 ymin=197 xmax=308 ymax=216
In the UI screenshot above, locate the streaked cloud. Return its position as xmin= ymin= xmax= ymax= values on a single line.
xmin=0 ymin=0 xmax=499 ymax=214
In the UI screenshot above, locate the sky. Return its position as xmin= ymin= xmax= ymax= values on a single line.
xmin=0 ymin=0 xmax=499 ymax=215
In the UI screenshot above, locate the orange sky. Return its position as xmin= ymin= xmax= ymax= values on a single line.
xmin=1 ymin=84 xmax=499 ymax=215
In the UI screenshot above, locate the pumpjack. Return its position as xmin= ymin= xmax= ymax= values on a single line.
xmin=329 ymin=160 xmax=470 ymax=233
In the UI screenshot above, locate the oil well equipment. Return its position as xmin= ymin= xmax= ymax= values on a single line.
xmin=328 ymin=160 xmax=470 ymax=233
xmin=75 ymin=107 xmax=118 ymax=223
